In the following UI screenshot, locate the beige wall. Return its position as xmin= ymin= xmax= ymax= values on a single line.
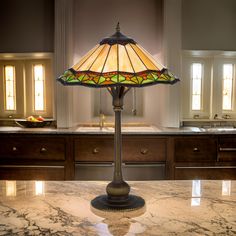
xmin=0 ymin=0 xmax=54 ymax=53
xmin=182 ymin=0 xmax=236 ymax=50
xmin=73 ymin=0 xmax=163 ymax=62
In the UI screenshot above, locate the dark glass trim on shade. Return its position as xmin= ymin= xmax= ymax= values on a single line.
xmin=57 ymin=68 xmax=180 ymax=88
xmin=100 ymin=31 xmax=136 ymax=46
xmin=57 ymin=77 xmax=179 ymax=88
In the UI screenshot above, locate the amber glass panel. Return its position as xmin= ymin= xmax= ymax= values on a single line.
xmin=130 ymin=44 xmax=162 ymax=71
xmin=103 ymin=44 xmax=118 ymax=73
xmin=89 ymin=44 xmax=111 ymax=72
xmin=118 ymin=45 xmax=134 ymax=73
xmin=125 ymin=44 xmax=146 ymax=72
xmin=75 ymin=45 xmax=106 ymax=71
xmin=136 ymin=44 xmax=164 ymax=70
xmin=72 ymin=44 xmax=100 ymax=71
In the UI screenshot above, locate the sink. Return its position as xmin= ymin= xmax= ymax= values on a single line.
xmin=76 ymin=125 xmax=158 ymax=132
xmin=76 ymin=126 xmax=113 ymax=132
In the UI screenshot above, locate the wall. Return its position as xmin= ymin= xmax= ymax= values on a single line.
xmin=182 ymin=0 xmax=236 ymax=50
xmin=0 ymin=0 xmax=54 ymax=53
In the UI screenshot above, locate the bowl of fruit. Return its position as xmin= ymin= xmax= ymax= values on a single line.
xmin=15 ymin=116 xmax=52 ymax=128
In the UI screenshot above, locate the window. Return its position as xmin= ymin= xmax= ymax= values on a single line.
xmin=222 ymin=64 xmax=233 ymax=110
xmin=191 ymin=63 xmax=203 ymax=110
xmin=0 ymin=56 xmax=53 ymax=118
xmin=4 ymin=65 xmax=16 ymax=111
xmin=182 ymin=51 xmax=236 ymax=120
xmin=33 ymin=64 xmax=45 ymax=111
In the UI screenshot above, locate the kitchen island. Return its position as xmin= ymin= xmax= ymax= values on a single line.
xmin=0 ymin=180 xmax=235 ymax=235
xmin=0 ymin=126 xmax=236 ymax=181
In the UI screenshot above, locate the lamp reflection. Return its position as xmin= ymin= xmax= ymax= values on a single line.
xmin=91 ymin=204 xmax=146 ymax=236
xmin=191 ymin=180 xmax=201 ymax=206
xmin=6 ymin=181 xmax=16 ymax=197
xmin=222 ymin=180 xmax=231 ymax=196
xmin=35 ymin=181 xmax=45 ymax=196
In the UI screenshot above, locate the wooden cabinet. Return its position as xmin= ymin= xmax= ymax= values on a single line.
xmin=74 ymin=135 xmax=167 ymax=163
xmin=175 ymin=136 xmax=216 ymax=162
xmin=175 ymin=167 xmax=236 ymax=180
xmin=74 ymin=135 xmax=167 ymax=180
xmin=173 ymin=135 xmax=236 ymax=180
xmin=74 ymin=136 xmax=113 ymax=162
xmin=123 ymin=136 xmax=167 ymax=162
xmin=0 ymin=134 xmax=67 ymax=180
xmin=0 ymin=132 xmax=235 ymax=181
xmin=0 ymin=136 xmax=65 ymax=161
xmin=0 ymin=166 xmax=65 ymax=180
xmin=218 ymin=136 xmax=236 ymax=162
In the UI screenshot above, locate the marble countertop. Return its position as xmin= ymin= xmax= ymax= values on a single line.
xmin=0 ymin=180 xmax=235 ymax=235
xmin=0 ymin=125 xmax=236 ymax=135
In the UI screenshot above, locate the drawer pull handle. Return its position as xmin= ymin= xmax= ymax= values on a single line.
xmin=93 ymin=148 xmax=99 ymax=154
xmin=219 ymin=147 xmax=236 ymax=152
xmin=40 ymin=147 xmax=47 ymax=153
xmin=193 ymin=147 xmax=199 ymax=152
xmin=140 ymin=148 xmax=148 ymax=155
xmin=12 ymin=147 xmax=17 ymax=152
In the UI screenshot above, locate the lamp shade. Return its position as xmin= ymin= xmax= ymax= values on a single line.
xmin=58 ymin=24 xmax=179 ymax=87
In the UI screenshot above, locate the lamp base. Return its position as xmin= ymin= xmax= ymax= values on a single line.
xmin=91 ymin=194 xmax=145 ymax=212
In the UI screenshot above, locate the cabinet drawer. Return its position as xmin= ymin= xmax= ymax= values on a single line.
xmin=218 ymin=137 xmax=236 ymax=162
xmin=0 ymin=137 xmax=65 ymax=161
xmin=0 ymin=165 xmax=65 ymax=180
xmin=175 ymin=137 xmax=216 ymax=162
xmin=123 ymin=137 xmax=166 ymax=162
xmin=74 ymin=136 xmax=113 ymax=162
xmin=175 ymin=167 xmax=236 ymax=180
xmin=75 ymin=163 xmax=165 ymax=180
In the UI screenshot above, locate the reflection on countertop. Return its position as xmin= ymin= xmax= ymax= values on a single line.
xmin=0 ymin=180 xmax=235 ymax=235
xmin=0 ymin=125 xmax=236 ymax=134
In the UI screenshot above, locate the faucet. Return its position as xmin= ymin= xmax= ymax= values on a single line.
xmin=222 ymin=114 xmax=231 ymax=119
xmin=99 ymin=113 xmax=106 ymax=129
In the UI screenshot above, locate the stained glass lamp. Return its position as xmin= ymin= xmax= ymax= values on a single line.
xmin=58 ymin=23 xmax=179 ymax=211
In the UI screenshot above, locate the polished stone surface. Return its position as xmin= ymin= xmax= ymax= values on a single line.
xmin=1 ymin=125 xmax=236 ymax=135
xmin=0 ymin=180 xmax=235 ymax=235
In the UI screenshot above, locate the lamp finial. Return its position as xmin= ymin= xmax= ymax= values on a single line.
xmin=116 ymin=22 xmax=120 ymax=32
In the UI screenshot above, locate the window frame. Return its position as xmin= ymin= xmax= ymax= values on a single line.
xmin=182 ymin=50 xmax=236 ymax=120
xmin=0 ymin=53 xmax=53 ymax=119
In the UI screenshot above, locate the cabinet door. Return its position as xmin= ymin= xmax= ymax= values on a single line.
xmin=123 ymin=136 xmax=167 ymax=162
xmin=74 ymin=136 xmax=113 ymax=162
xmin=175 ymin=167 xmax=236 ymax=180
xmin=218 ymin=137 xmax=236 ymax=162
xmin=0 ymin=136 xmax=66 ymax=161
xmin=74 ymin=136 xmax=167 ymax=163
xmin=175 ymin=137 xmax=217 ymax=162
xmin=0 ymin=166 xmax=65 ymax=180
